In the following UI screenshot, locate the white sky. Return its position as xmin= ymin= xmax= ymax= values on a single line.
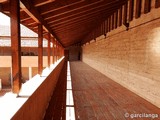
xmin=0 ymin=12 xmax=10 ymax=26
xmin=0 ymin=12 xmax=38 ymax=37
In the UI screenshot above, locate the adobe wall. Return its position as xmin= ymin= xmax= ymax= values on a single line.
xmin=82 ymin=8 xmax=160 ymax=108
xmin=65 ymin=46 xmax=81 ymax=61
xmin=0 ymin=56 xmax=51 ymax=86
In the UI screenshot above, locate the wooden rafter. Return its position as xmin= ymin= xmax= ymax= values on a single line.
xmin=129 ymin=0 xmax=134 ymax=21
xmin=144 ymin=0 xmax=151 ymax=13
xmin=135 ymin=0 xmax=142 ymax=19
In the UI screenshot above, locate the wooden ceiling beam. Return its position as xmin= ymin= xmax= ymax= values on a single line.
xmin=0 ymin=3 xmax=9 ymax=13
xmin=50 ymin=10 xmax=106 ymax=28
xmin=20 ymin=17 xmax=31 ymax=22
xmin=47 ymin=1 xmax=122 ymax=25
xmin=20 ymin=0 xmax=63 ymax=46
xmin=21 ymin=17 xmax=35 ymax=24
xmin=155 ymin=0 xmax=160 ymax=8
xmin=40 ymin=0 xmax=84 ymax=15
xmin=43 ymin=0 xmax=121 ymax=21
xmin=135 ymin=0 xmax=142 ymax=19
xmin=53 ymin=23 xmax=94 ymax=34
xmin=144 ymin=0 xmax=151 ymax=13
xmin=46 ymin=1 xmax=127 ymax=26
xmin=20 ymin=1 xmax=39 ymax=23
xmin=129 ymin=0 xmax=134 ymax=21
xmin=119 ymin=6 xmax=122 ymax=26
xmin=115 ymin=10 xmax=118 ymax=29
xmin=0 ymin=0 xmax=8 ymax=3
xmin=42 ymin=0 xmax=104 ymax=19
xmin=52 ymin=14 xmax=105 ymax=31
xmin=49 ymin=6 xmax=121 ymax=28
xmin=33 ymin=0 xmax=55 ymax=7
xmin=123 ymin=1 xmax=128 ymax=24
xmin=20 ymin=10 xmax=31 ymax=20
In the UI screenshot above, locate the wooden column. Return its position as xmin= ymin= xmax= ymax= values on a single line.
xmin=55 ymin=40 xmax=57 ymax=61
xmin=47 ymin=33 xmax=51 ymax=67
xmin=56 ymin=41 xmax=58 ymax=61
xmin=60 ymin=47 xmax=62 ymax=57
xmin=10 ymin=0 xmax=21 ymax=94
xmin=58 ymin=43 xmax=60 ymax=60
xmin=38 ymin=24 xmax=43 ymax=75
xmin=51 ymin=37 xmax=54 ymax=64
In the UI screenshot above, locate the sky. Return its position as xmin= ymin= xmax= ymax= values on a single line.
xmin=0 ymin=12 xmax=38 ymax=37
xmin=0 ymin=12 xmax=10 ymax=26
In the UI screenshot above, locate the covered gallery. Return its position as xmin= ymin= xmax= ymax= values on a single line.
xmin=0 ymin=0 xmax=160 ymax=120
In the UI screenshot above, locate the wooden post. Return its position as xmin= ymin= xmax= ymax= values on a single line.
xmin=38 ymin=24 xmax=43 ymax=75
xmin=10 ymin=0 xmax=21 ymax=94
xmin=47 ymin=33 xmax=51 ymax=67
xmin=52 ymin=37 xmax=55 ymax=64
xmin=55 ymin=40 xmax=57 ymax=61
xmin=60 ymin=46 xmax=62 ymax=58
xmin=58 ymin=42 xmax=60 ymax=60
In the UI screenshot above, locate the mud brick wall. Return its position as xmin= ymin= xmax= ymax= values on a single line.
xmin=82 ymin=8 xmax=160 ymax=108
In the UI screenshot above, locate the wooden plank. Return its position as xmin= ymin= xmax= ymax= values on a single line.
xmin=47 ymin=33 xmax=51 ymax=67
xmin=123 ymin=2 xmax=128 ymax=24
xmin=155 ymin=0 xmax=160 ymax=8
xmin=118 ymin=6 xmax=122 ymax=26
xmin=34 ymin=0 xmax=55 ymax=7
xmin=38 ymin=24 xmax=43 ymax=75
xmin=144 ymin=0 xmax=151 ymax=13
xmin=129 ymin=0 xmax=134 ymax=21
xmin=10 ymin=0 xmax=22 ymax=93
xmin=135 ymin=0 xmax=142 ymax=19
xmin=70 ymin=62 xmax=160 ymax=120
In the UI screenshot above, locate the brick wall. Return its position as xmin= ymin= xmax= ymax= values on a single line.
xmin=82 ymin=8 xmax=160 ymax=108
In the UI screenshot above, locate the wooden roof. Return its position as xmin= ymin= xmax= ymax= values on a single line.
xmin=0 ymin=0 xmax=128 ymax=47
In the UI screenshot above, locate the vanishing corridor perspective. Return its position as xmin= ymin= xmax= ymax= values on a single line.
xmin=0 ymin=0 xmax=160 ymax=120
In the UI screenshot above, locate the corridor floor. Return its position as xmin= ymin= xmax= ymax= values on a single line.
xmin=70 ymin=61 xmax=160 ymax=120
